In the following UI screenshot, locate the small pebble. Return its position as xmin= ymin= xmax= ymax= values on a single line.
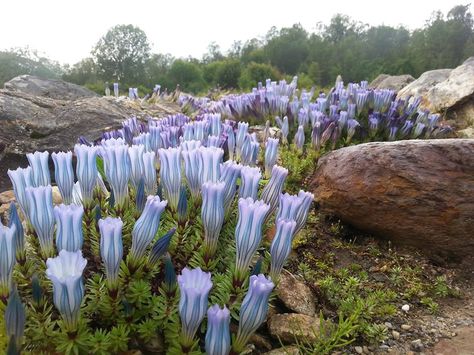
xmin=384 ymin=322 xmax=393 ymax=329
xmin=411 ymin=339 xmax=424 ymax=351
xmin=355 ymin=346 xmax=363 ymax=354
xmin=402 ymin=304 xmax=410 ymax=312
xmin=363 ymin=345 xmax=370 ymax=353
xmin=392 ymin=330 xmax=400 ymax=340
xmin=401 ymin=324 xmax=412 ymax=330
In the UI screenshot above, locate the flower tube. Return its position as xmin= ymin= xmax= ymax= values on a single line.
xmin=158 ymin=147 xmax=182 ymax=211
xmin=74 ymin=144 xmax=98 ymax=206
xmin=26 ymin=151 xmax=50 ymax=187
xmin=261 ymin=165 xmax=288 ymax=215
xmin=128 ymin=145 xmax=145 ymax=189
xmin=54 ymin=204 xmax=84 ymax=252
xmin=0 ymin=223 xmax=16 ymax=299
xmin=7 ymin=167 xmax=33 ymax=221
xmin=239 ymin=166 xmax=261 ymax=200
xmin=264 ymin=138 xmax=279 ymax=178
xmin=142 ymin=151 xmax=157 ymax=196
xmin=52 ymin=151 xmax=75 ymax=204
xmin=201 ymin=182 xmax=225 ymax=256
xmin=199 ymin=146 xmax=223 ymax=183
xmin=219 ymin=160 xmax=241 ymax=214
xmin=269 ymin=219 xmax=297 ymax=280
xmin=99 ymin=217 xmax=123 ymax=289
xmin=102 ymin=144 xmax=131 ymax=210
xmin=205 ymin=305 xmax=231 ymax=355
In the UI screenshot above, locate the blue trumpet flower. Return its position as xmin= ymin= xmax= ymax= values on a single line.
xmin=311 ymin=121 xmax=322 ymax=150
xmin=233 ymin=274 xmax=274 ymax=350
xmin=128 ymin=145 xmax=145 ymax=189
xmin=74 ymin=144 xmax=98 ymax=205
xmin=25 ymin=186 xmax=55 ymax=258
xmin=235 ymin=198 xmax=270 ymax=277
xmin=225 ymin=125 xmax=236 ymax=160
xmin=264 ymin=138 xmax=279 ymax=178
xmin=219 ymin=160 xmax=241 ymax=214
xmin=200 ymin=146 xmax=223 ymax=183
xmin=158 ymin=147 xmax=181 ymax=211
xmin=54 ymin=204 xmax=84 ymax=252
xmin=148 ymin=228 xmax=176 ymax=267
xmin=135 ymin=179 xmax=146 ymax=213
xmin=178 ymin=267 xmax=213 ymax=346
xmin=113 ymin=83 xmax=119 ymax=97
xmin=205 ymin=305 xmax=231 ymax=355
xmin=0 ymin=223 xmax=16 ymax=298
xmin=209 ymin=113 xmax=222 ymax=137
xmin=276 ymin=116 xmax=289 ymax=144
xmin=207 ymin=135 xmax=220 ymax=147
xmin=235 ymin=122 xmax=249 ymax=161
xmin=46 ymin=250 xmax=87 ymax=331
xmin=239 ymin=166 xmax=261 ymax=200
xmin=201 ymin=182 xmax=225 ymax=255
xmin=52 ymin=151 xmax=75 ymax=204
xmin=98 ymin=217 xmax=123 ymax=289
xmin=261 ymin=165 xmax=288 ymax=215
xmin=182 ymin=148 xmax=201 ymax=200
xmin=269 ymin=219 xmax=297 ymax=280
xmin=8 ymin=203 xmax=24 ymax=260
xmin=102 ymin=144 xmax=131 ymax=209
xmin=295 ymin=190 xmax=314 ymax=234
xmin=7 ymin=167 xmax=33 ymax=221
xmin=130 ymin=196 xmax=167 ymax=261
xmin=346 ymin=119 xmax=359 ymax=142
xmin=26 ymin=151 xmax=50 ymax=187
xmin=294 ymin=125 xmax=305 ymax=150
xmin=5 ymin=287 xmax=26 ymax=348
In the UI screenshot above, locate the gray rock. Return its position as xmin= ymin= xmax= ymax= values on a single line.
xmin=267 ymin=313 xmax=320 ymax=344
xmin=310 ymin=139 xmax=474 ymax=260
xmin=370 ymin=74 xmax=415 ymax=91
xmin=0 ymin=77 xmax=180 ymax=192
xmin=392 ymin=330 xmax=400 ymax=340
xmin=397 ymin=69 xmax=452 ymax=100
xmin=4 ymin=75 xmax=98 ymax=100
xmin=355 ymin=346 xmax=363 ymax=354
xmin=276 ymin=271 xmax=317 ymax=316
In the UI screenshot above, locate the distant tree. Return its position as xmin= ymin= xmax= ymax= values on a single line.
xmin=144 ymin=53 xmax=174 ymax=89
xmin=215 ymin=59 xmax=241 ymax=88
xmin=239 ymin=62 xmax=281 ymax=89
xmin=264 ymin=24 xmax=310 ymax=74
xmin=62 ymin=58 xmax=98 ymax=85
xmin=0 ymin=48 xmax=63 ymax=86
xmin=92 ymin=24 xmax=151 ymax=84
xmin=167 ymin=59 xmax=206 ymax=93
xmin=202 ymin=42 xmax=224 ymax=63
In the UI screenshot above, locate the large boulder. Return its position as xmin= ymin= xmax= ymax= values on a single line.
xmin=370 ymin=74 xmax=415 ymax=91
xmin=311 ymin=139 xmax=474 ymax=260
xmin=0 ymin=76 xmax=180 ymax=192
xmin=4 ymin=75 xmax=98 ymax=100
xmin=397 ymin=69 xmax=452 ymax=100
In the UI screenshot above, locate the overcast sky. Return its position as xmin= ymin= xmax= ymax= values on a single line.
xmin=0 ymin=0 xmax=463 ymax=64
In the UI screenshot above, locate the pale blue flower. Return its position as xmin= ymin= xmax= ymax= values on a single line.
xmin=142 ymin=151 xmax=157 ymax=196
xmin=178 ymin=267 xmax=213 ymax=345
xmin=102 ymin=145 xmax=131 ymax=209
xmin=130 ymin=196 xmax=167 ymax=261
xmin=235 ymin=198 xmax=270 ymax=276
xmin=234 ymin=274 xmax=274 ymax=348
xmin=182 ymin=123 xmax=195 ymax=141
xmin=98 ymin=217 xmax=123 ymax=289
xmin=269 ymin=219 xmax=297 ymax=280
xmin=239 ymin=166 xmax=261 ymax=200
xmin=276 ymin=116 xmax=289 ymax=144
xmin=199 ymin=146 xmax=224 ymax=183
xmin=201 ymin=182 xmax=225 ymax=255
xmin=235 ymin=122 xmax=249 ymax=161
xmin=113 ymin=83 xmax=119 ymax=97
xmin=182 ymin=148 xmax=201 ymax=200
xmin=0 ymin=223 xmax=16 ymax=298
xmin=26 ymin=151 xmax=50 ymax=187
xmin=194 ymin=120 xmax=208 ymax=141
xmin=261 ymin=165 xmax=288 ymax=215
xmin=54 ymin=204 xmax=84 ymax=252
xmin=219 ymin=160 xmax=241 ymax=214
xmin=295 ymin=190 xmax=314 ymax=234
xmin=158 ymin=147 xmax=182 ymax=211
xmin=207 ymin=135 xmax=220 ymax=147
xmin=225 ymin=125 xmax=235 ymax=161
xmin=46 ymin=250 xmax=87 ymax=330
xmin=8 ymin=203 xmax=24 ymax=260
xmin=133 ymin=132 xmax=152 ymax=152
xmin=7 ymin=166 xmax=33 ymax=220
xmin=52 ymin=151 xmax=75 ymax=204
xmin=264 ymin=138 xmax=279 ymax=178
xmin=180 ymin=140 xmax=201 ymax=151
xmin=128 ymin=145 xmax=145 ymax=189
xmin=205 ymin=305 xmax=231 ymax=355
xmin=210 ymin=113 xmax=222 ymax=137
xmin=294 ymin=125 xmax=305 ymax=150
xmin=74 ymin=144 xmax=98 ymax=205
xmin=25 ymin=186 xmax=55 ymax=258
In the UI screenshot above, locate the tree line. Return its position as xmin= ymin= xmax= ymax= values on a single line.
xmin=0 ymin=4 xmax=473 ymax=94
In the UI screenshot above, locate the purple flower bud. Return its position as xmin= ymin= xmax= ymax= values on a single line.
xmin=54 ymin=204 xmax=84 ymax=252
xmin=264 ymin=138 xmax=279 ymax=178
xmin=99 ymin=217 xmax=123 ymax=289
xmin=235 ymin=198 xmax=270 ymax=276
xmin=8 ymin=203 xmax=24 ymax=260
xmin=294 ymin=125 xmax=305 ymax=150
xmin=219 ymin=160 xmax=241 ymax=214
xmin=158 ymin=147 xmax=182 ymax=211
xmin=201 ymin=182 xmax=225 ymax=255
xmin=206 ymin=305 xmax=231 ymax=355
xmin=26 ymin=151 xmax=50 ymax=187
xmin=269 ymin=219 xmax=297 ymax=280
xmin=178 ymin=267 xmax=213 ymax=345
xmin=239 ymin=166 xmax=261 ymax=200
xmin=261 ymin=165 xmax=288 ymax=215
xmin=52 ymin=151 xmax=75 ymax=204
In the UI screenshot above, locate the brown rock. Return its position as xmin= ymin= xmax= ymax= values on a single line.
xmin=430 ymin=326 xmax=474 ymax=355
xmin=0 ymin=190 xmax=15 ymax=205
xmin=263 ymin=346 xmax=300 ymax=355
xmin=267 ymin=313 xmax=320 ymax=344
xmin=370 ymin=74 xmax=415 ymax=91
xmin=276 ymin=271 xmax=316 ymax=316
xmin=311 ymin=139 xmax=474 ymax=260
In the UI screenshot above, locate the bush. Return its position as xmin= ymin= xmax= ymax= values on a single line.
xmin=238 ymin=62 xmax=281 ymax=89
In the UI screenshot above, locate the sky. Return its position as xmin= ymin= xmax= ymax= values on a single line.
xmin=0 ymin=0 xmax=463 ymax=65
